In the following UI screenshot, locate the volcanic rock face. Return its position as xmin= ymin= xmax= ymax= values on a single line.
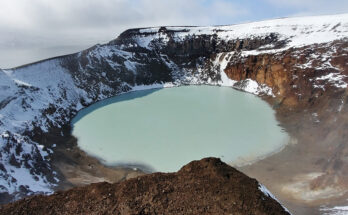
xmin=229 ymin=40 xmax=348 ymax=193
xmin=0 ymin=13 xmax=348 ymax=209
xmin=0 ymin=158 xmax=290 ymax=215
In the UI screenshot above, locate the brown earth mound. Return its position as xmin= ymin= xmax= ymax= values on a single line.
xmin=0 ymin=158 xmax=289 ymax=215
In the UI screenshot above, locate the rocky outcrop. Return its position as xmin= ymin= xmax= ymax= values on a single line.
xmin=0 ymin=158 xmax=290 ymax=215
xmin=224 ymin=40 xmax=348 ymax=108
xmin=226 ymin=39 xmax=348 ymax=184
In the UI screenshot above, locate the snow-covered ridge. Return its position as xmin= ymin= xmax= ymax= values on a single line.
xmin=0 ymin=13 xmax=348 ymax=203
xmin=134 ymin=13 xmax=348 ymax=51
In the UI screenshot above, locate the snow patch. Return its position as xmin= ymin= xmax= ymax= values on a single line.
xmin=321 ymin=206 xmax=348 ymax=215
xmin=316 ymin=73 xmax=348 ymax=88
xmin=131 ymin=82 xmax=176 ymax=91
xmin=234 ymin=79 xmax=275 ymax=97
xmin=259 ymin=183 xmax=292 ymax=214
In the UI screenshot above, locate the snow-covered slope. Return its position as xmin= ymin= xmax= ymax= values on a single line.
xmin=133 ymin=13 xmax=348 ymax=51
xmin=0 ymin=13 xmax=348 ymax=203
xmin=0 ymin=61 xmax=83 ymax=198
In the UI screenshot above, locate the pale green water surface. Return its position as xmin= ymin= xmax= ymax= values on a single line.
xmin=72 ymin=86 xmax=288 ymax=172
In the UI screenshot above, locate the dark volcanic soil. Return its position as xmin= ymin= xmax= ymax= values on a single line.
xmin=0 ymin=158 xmax=289 ymax=215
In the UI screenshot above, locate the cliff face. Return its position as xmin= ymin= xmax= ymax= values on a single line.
xmin=224 ymin=40 xmax=348 ymax=107
xmin=225 ymin=40 xmax=348 ymax=193
xmin=0 ymin=13 xmax=347 ymax=210
xmin=0 ymin=158 xmax=290 ymax=215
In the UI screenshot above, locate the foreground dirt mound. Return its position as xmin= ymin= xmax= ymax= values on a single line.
xmin=0 ymin=158 xmax=289 ymax=215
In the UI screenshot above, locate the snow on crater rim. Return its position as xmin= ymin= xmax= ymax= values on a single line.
xmin=135 ymin=13 xmax=348 ymax=50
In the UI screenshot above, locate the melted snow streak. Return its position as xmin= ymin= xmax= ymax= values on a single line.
xmin=0 ymin=13 xmax=348 ymax=200
xmin=259 ymin=184 xmax=292 ymax=215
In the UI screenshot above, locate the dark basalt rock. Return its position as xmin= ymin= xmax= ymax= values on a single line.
xmin=0 ymin=158 xmax=290 ymax=215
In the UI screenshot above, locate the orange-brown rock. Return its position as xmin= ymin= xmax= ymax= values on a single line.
xmin=228 ymin=39 xmax=348 ymax=212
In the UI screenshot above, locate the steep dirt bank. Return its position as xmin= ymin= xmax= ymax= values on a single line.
xmin=0 ymin=158 xmax=290 ymax=215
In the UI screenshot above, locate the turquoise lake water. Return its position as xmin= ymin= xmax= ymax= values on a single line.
xmin=72 ymin=86 xmax=289 ymax=172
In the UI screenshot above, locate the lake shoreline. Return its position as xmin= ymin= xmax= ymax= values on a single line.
xmin=71 ymin=86 xmax=288 ymax=173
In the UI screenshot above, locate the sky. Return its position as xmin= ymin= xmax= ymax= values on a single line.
xmin=1 ymin=0 xmax=348 ymax=68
